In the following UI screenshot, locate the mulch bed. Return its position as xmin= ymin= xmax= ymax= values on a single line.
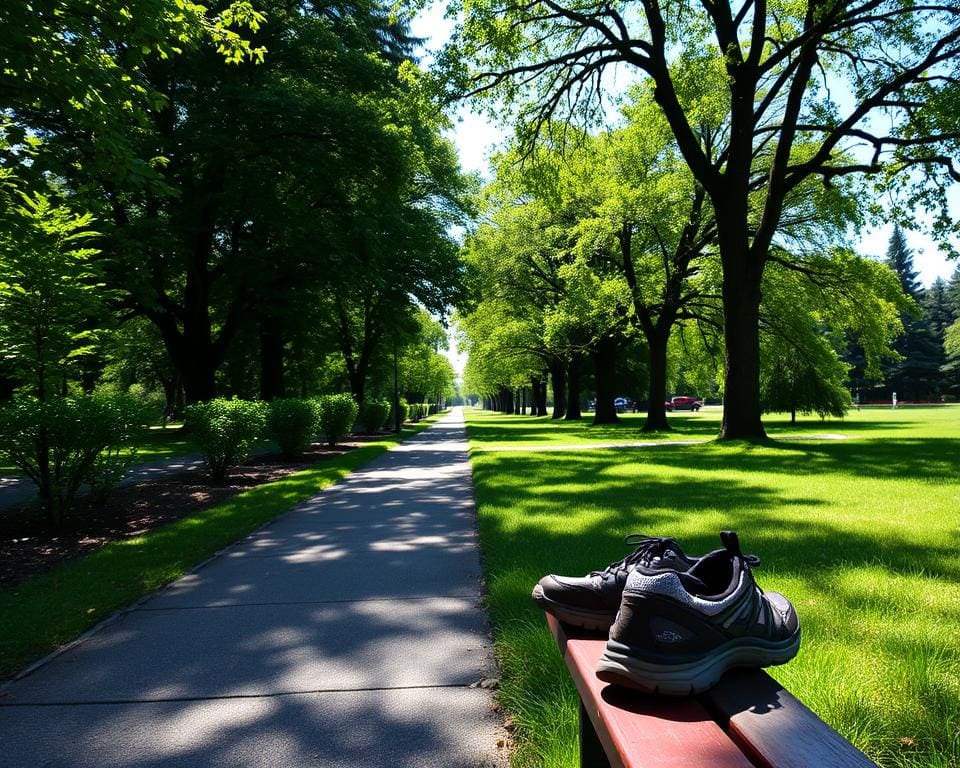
xmin=0 ymin=438 xmax=381 ymax=590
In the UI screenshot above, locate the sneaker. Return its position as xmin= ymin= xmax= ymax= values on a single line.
xmin=532 ymin=534 xmax=744 ymax=631
xmin=596 ymin=531 xmax=800 ymax=695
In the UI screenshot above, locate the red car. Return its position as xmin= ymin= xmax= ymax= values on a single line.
xmin=665 ymin=396 xmax=703 ymax=411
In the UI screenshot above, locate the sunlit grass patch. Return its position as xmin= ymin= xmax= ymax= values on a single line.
xmin=466 ymin=406 xmax=960 ymax=768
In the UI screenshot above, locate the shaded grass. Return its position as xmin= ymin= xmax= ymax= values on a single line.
xmin=134 ymin=423 xmax=198 ymax=462
xmin=0 ymin=418 xmax=440 ymax=680
xmin=466 ymin=407 xmax=960 ymax=768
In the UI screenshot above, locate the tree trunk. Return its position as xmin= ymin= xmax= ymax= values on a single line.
xmin=565 ymin=356 xmax=582 ymax=420
xmin=500 ymin=386 xmax=513 ymax=414
xmin=643 ymin=328 xmax=671 ymax=432
xmin=259 ymin=314 xmax=285 ymax=401
xmin=533 ymin=375 xmax=548 ymax=416
xmin=550 ymin=360 xmax=566 ymax=419
xmin=180 ymin=353 xmax=217 ymax=403
xmin=175 ymin=380 xmax=186 ymax=417
xmin=592 ymin=337 xmax=620 ymax=425
xmin=718 ymin=258 xmax=766 ymax=440
xmin=335 ymin=297 xmax=379 ymax=406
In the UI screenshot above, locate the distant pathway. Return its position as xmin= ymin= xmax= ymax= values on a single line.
xmin=472 ymin=433 xmax=849 ymax=452
xmin=0 ymin=408 xmax=507 ymax=767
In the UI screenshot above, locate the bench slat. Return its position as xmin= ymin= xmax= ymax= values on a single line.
xmin=547 ymin=614 xmax=755 ymax=768
xmin=701 ymin=670 xmax=878 ymax=768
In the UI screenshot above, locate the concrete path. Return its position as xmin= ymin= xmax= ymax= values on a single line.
xmin=0 ymin=408 xmax=507 ymax=768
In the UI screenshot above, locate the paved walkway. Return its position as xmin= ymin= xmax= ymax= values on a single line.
xmin=0 ymin=408 xmax=507 ymax=767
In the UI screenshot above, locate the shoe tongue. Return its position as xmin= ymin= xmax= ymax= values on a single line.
xmin=720 ymin=530 xmax=743 ymax=558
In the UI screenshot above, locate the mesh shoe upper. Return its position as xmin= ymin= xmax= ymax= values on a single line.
xmin=531 ymin=534 xmax=752 ymax=633
xmin=607 ymin=532 xmax=798 ymax=662
xmin=535 ymin=534 xmax=698 ymax=613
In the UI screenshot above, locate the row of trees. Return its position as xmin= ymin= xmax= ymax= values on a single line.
xmin=443 ymin=0 xmax=960 ymax=439
xmin=458 ymin=91 xmax=910 ymax=430
xmin=1 ymin=0 xmax=462 ymax=413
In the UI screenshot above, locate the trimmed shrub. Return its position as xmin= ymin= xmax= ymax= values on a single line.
xmin=0 ymin=393 xmax=146 ymax=526
xmin=315 ymin=394 xmax=358 ymax=447
xmin=267 ymin=398 xmax=318 ymax=457
xmin=358 ymin=399 xmax=390 ymax=434
xmin=185 ymin=398 xmax=267 ymax=482
xmin=408 ymin=402 xmax=432 ymax=422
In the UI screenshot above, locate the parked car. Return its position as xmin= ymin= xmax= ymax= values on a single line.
xmin=665 ymin=396 xmax=703 ymax=411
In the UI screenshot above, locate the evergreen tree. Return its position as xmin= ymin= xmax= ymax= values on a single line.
xmin=938 ymin=268 xmax=960 ymax=397
xmin=883 ymin=227 xmax=942 ymax=400
xmin=885 ymin=226 xmax=922 ymax=299
xmin=921 ymin=279 xmax=957 ymax=343
xmin=947 ymin=267 xmax=960 ymax=319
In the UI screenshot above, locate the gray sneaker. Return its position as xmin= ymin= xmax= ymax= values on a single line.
xmin=596 ymin=531 xmax=800 ymax=695
xmin=532 ymin=534 xmax=745 ymax=631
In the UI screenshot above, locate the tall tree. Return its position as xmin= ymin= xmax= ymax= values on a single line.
xmin=571 ymin=98 xmax=721 ymax=430
xmin=883 ymin=228 xmax=944 ymax=400
xmin=443 ymin=0 xmax=960 ymax=439
xmin=922 ymin=278 xmax=957 ymax=341
xmin=886 ymin=227 xmax=922 ymax=299
xmin=460 ymin=195 xmax=565 ymax=415
xmin=74 ymin=0 xmax=466 ymax=403
xmin=760 ymin=248 xmax=907 ymax=419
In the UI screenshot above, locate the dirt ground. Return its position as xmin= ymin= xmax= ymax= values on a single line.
xmin=0 ymin=440 xmax=373 ymax=590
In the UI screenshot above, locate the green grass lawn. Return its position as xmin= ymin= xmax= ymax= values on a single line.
xmin=466 ymin=406 xmax=960 ymax=768
xmin=134 ymin=423 xmax=199 ymax=461
xmin=0 ymin=417 xmax=440 ymax=680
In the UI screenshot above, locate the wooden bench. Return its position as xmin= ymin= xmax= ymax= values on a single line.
xmin=545 ymin=613 xmax=878 ymax=768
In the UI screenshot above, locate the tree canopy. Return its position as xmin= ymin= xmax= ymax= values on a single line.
xmin=0 ymin=0 xmax=468 ymax=411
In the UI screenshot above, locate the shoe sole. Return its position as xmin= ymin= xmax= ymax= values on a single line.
xmin=531 ymin=584 xmax=617 ymax=631
xmin=596 ymin=630 xmax=802 ymax=696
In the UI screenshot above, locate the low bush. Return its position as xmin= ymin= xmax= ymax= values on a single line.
xmin=315 ymin=394 xmax=358 ymax=446
xmin=408 ymin=402 xmax=433 ymax=422
xmin=0 ymin=393 xmax=146 ymax=526
xmin=359 ymin=399 xmax=390 ymax=433
xmin=267 ymin=399 xmax=318 ymax=457
xmin=184 ymin=398 xmax=268 ymax=481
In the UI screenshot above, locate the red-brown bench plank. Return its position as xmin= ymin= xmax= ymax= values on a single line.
xmin=546 ymin=614 xmax=755 ymax=768
xmin=545 ymin=613 xmax=878 ymax=768
xmin=701 ymin=669 xmax=877 ymax=768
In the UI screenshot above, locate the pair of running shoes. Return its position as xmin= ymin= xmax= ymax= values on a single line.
xmin=532 ymin=531 xmax=801 ymax=696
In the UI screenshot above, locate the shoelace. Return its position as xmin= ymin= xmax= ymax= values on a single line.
xmin=589 ymin=534 xmax=763 ymax=579
xmin=589 ymin=534 xmax=683 ymax=578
